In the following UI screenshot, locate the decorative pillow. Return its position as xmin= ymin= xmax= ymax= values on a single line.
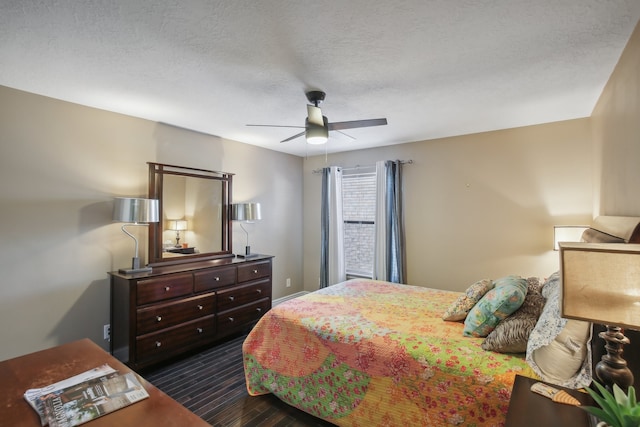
xmin=442 ymin=279 xmax=494 ymax=321
xmin=463 ymin=275 xmax=528 ymax=337
xmin=481 ymin=292 xmax=546 ymax=353
xmin=526 ymin=276 xmax=544 ymax=295
xmin=526 ymin=271 xmax=592 ymax=389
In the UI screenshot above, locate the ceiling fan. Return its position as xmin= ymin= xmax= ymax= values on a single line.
xmin=247 ymin=91 xmax=388 ymax=144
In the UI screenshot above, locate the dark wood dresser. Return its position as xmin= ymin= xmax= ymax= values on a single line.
xmin=109 ymin=255 xmax=273 ymax=370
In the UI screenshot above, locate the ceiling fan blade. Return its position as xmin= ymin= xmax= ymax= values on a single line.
xmin=328 ymin=118 xmax=387 ymax=131
xmin=246 ymin=124 xmax=304 ymax=129
xmin=281 ymin=130 xmax=305 ymax=143
xmin=307 ymin=105 xmax=325 ymax=127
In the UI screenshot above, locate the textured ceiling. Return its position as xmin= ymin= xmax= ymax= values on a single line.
xmin=1 ymin=1 xmax=639 ymax=157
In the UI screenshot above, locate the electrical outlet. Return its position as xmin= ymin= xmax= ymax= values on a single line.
xmin=103 ymin=324 xmax=110 ymax=341
xmin=286 ymin=278 xmax=291 ymax=287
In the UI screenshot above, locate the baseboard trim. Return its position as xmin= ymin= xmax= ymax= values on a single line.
xmin=272 ymin=291 xmax=309 ymax=307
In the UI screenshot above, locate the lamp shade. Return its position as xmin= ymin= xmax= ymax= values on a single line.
xmin=232 ymin=203 xmax=262 ymax=222
xmin=113 ymin=198 xmax=159 ymax=223
xmin=560 ymin=242 xmax=640 ymax=330
xmin=305 ymin=115 xmax=329 ymax=145
xmin=167 ymin=219 xmax=188 ymax=231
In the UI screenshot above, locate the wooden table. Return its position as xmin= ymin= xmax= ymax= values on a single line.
xmin=0 ymin=338 xmax=209 ymax=427
xmin=505 ymin=375 xmax=597 ymax=427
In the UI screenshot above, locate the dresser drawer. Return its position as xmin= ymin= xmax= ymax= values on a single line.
xmin=193 ymin=266 xmax=236 ymax=292
xmin=136 ymin=293 xmax=216 ymax=335
xmin=217 ymin=298 xmax=270 ymax=334
xmin=217 ymin=279 xmax=271 ymax=312
xmin=137 ymin=273 xmax=193 ymax=305
xmin=237 ymin=260 xmax=271 ymax=283
xmin=136 ymin=315 xmax=216 ymax=363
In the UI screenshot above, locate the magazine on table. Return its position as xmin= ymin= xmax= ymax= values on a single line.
xmin=24 ymin=364 xmax=149 ymax=426
xmin=24 ymin=364 xmax=117 ymax=425
xmin=40 ymin=371 xmax=149 ymax=427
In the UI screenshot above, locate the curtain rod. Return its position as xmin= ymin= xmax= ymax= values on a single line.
xmin=311 ymin=159 xmax=413 ymax=174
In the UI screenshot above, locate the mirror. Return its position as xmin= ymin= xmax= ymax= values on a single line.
xmin=148 ymin=162 xmax=233 ymax=265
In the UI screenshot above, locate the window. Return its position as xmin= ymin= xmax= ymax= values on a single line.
xmin=342 ymin=169 xmax=376 ymax=278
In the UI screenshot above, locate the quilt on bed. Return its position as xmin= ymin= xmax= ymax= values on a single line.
xmin=243 ymin=279 xmax=538 ymax=426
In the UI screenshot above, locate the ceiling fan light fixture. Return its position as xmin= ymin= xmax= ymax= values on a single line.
xmin=307 ymin=137 xmax=328 ymax=145
xmin=247 ymin=90 xmax=388 ymax=145
xmin=305 ymin=116 xmax=329 ymax=144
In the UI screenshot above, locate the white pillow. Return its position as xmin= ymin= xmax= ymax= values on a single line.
xmin=531 ymin=319 xmax=591 ymax=383
xmin=525 ymin=272 xmax=592 ymax=389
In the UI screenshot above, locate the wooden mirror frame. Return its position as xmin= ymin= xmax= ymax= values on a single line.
xmin=148 ymin=162 xmax=234 ymax=266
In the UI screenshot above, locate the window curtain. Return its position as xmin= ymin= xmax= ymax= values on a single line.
xmin=373 ymin=160 xmax=406 ymax=283
xmin=320 ymin=166 xmax=346 ymax=288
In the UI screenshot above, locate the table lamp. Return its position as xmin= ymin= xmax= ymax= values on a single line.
xmin=559 ymin=242 xmax=640 ymax=391
xmin=167 ymin=219 xmax=188 ymax=247
xmin=113 ymin=197 xmax=159 ymax=274
xmin=232 ymin=202 xmax=261 ymax=258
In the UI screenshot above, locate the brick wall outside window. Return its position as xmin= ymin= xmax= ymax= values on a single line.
xmin=342 ymin=172 xmax=376 ymax=277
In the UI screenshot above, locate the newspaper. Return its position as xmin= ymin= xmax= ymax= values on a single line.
xmin=24 ymin=364 xmax=117 ymax=426
xmin=39 ymin=371 xmax=149 ymax=427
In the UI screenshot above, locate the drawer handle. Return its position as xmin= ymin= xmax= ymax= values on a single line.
xmin=256 ymin=308 xmax=262 ymax=313
xmin=256 ymin=289 xmax=262 ymax=294
xmin=197 ymin=304 xmax=203 ymax=310
xmin=228 ymin=317 xmax=234 ymax=322
xmin=253 ymin=269 xmax=258 ymax=274
xmin=155 ymin=341 xmax=162 ymax=348
xmin=164 ymin=286 xmax=171 ymax=292
xmin=156 ymin=316 xmax=162 ymax=322
xmin=197 ymin=327 xmax=203 ymax=334
xmin=214 ymin=276 xmax=220 ymax=281
xmin=228 ymin=296 xmax=235 ymax=301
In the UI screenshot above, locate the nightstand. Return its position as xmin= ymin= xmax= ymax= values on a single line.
xmin=505 ymin=375 xmax=597 ymax=427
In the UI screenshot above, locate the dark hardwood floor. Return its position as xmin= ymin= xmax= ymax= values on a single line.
xmin=144 ymin=333 xmax=336 ymax=427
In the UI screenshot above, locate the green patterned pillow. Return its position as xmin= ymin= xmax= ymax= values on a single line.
xmin=442 ymin=279 xmax=494 ymax=321
xmin=463 ymin=275 xmax=528 ymax=337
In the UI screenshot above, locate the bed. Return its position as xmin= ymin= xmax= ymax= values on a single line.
xmin=242 ymin=216 xmax=640 ymax=426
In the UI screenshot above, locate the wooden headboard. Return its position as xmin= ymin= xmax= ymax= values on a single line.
xmin=585 ymin=216 xmax=640 ymax=389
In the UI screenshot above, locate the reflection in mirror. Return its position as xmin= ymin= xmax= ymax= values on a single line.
xmin=162 ymin=174 xmax=222 ymax=256
xmin=166 ymin=219 xmax=188 ymax=247
xmin=148 ymin=163 xmax=233 ymax=266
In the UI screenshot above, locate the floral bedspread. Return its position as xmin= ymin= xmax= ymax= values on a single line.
xmin=243 ymin=279 xmax=537 ymax=426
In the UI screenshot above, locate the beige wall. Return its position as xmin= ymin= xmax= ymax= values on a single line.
xmin=303 ymin=119 xmax=594 ymax=292
xmin=0 ymin=86 xmax=303 ymax=361
xmin=591 ymin=20 xmax=640 ymax=217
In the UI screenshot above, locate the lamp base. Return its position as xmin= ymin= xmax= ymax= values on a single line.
xmin=119 ymin=266 xmax=153 ymax=274
xmin=236 ymin=245 xmax=259 ymax=259
xmin=119 ymin=256 xmax=152 ymax=275
xmin=595 ymin=325 xmax=634 ymax=391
